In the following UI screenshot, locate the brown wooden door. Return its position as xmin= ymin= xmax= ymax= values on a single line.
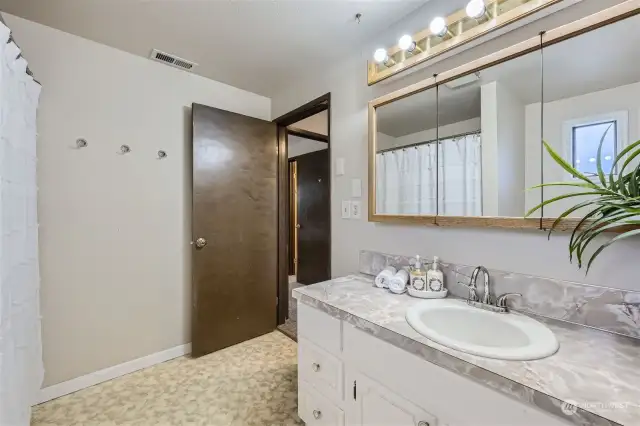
xmin=191 ymin=103 xmax=277 ymax=358
xmin=296 ymin=149 xmax=330 ymax=284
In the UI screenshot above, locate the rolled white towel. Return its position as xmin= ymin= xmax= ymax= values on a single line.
xmin=388 ymin=269 xmax=409 ymax=294
xmin=374 ymin=266 xmax=397 ymax=289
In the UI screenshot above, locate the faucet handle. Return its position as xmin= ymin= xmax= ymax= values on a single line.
xmin=495 ymin=293 xmax=522 ymax=309
xmin=458 ymin=281 xmax=478 ymax=302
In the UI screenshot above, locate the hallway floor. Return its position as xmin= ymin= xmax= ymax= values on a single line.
xmin=32 ymin=332 xmax=303 ymax=426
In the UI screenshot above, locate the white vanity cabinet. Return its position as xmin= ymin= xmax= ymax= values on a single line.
xmin=297 ymin=302 xmax=573 ymax=426
xmin=344 ymin=370 xmax=437 ymax=426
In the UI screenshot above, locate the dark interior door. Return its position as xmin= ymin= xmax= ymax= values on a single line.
xmin=191 ymin=103 xmax=277 ymax=357
xmin=296 ymin=149 xmax=330 ymax=284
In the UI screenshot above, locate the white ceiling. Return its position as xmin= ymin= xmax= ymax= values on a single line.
xmin=378 ymin=13 xmax=640 ymax=138
xmin=0 ymin=0 xmax=426 ymax=97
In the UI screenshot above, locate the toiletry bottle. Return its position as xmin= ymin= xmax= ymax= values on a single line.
xmin=410 ymin=255 xmax=427 ymax=292
xmin=427 ymin=256 xmax=444 ymax=292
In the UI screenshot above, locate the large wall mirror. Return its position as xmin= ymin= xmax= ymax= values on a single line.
xmin=368 ymin=1 xmax=639 ymax=229
xmin=437 ymin=50 xmax=542 ymax=219
xmin=541 ymin=12 xmax=640 ymax=221
xmin=375 ymin=87 xmax=438 ymax=217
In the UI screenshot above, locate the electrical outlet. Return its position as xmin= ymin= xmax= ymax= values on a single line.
xmin=351 ymin=201 xmax=362 ymax=219
xmin=342 ymin=200 xmax=351 ymax=219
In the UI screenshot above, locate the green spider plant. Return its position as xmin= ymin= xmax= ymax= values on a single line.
xmin=526 ymin=125 xmax=640 ymax=273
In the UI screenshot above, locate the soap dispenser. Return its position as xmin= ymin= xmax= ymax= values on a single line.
xmin=427 ymin=256 xmax=444 ymax=292
xmin=408 ymin=256 xmax=448 ymax=299
xmin=409 ymin=255 xmax=427 ymax=292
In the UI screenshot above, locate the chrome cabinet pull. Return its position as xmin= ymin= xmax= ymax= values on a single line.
xmin=418 ymin=421 xmax=430 ymax=426
xmin=312 ymin=362 xmax=320 ymax=372
xmin=313 ymin=410 xmax=322 ymax=419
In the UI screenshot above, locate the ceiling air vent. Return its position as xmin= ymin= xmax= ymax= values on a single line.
xmin=150 ymin=49 xmax=198 ymax=71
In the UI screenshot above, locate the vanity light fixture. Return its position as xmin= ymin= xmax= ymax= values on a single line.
xmin=367 ymin=0 xmax=563 ymax=85
xmin=373 ymin=48 xmax=396 ymax=67
xmin=398 ymin=35 xmax=421 ymax=54
xmin=466 ymin=0 xmax=490 ymax=20
xmin=430 ymin=17 xmax=453 ymax=38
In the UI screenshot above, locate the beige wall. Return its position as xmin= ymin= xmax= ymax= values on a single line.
xmin=5 ymin=14 xmax=271 ymax=387
xmin=272 ymin=0 xmax=640 ymax=292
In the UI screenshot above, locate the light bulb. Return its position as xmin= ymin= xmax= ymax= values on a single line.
xmin=589 ymin=157 xmax=596 ymax=163
xmin=374 ymin=48 xmax=388 ymax=63
xmin=466 ymin=0 xmax=486 ymax=19
xmin=430 ymin=17 xmax=447 ymax=37
xmin=398 ymin=35 xmax=414 ymax=51
xmin=604 ymin=155 xmax=612 ymax=161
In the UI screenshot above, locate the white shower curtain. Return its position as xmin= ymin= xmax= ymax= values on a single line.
xmin=0 ymin=21 xmax=43 ymax=426
xmin=376 ymin=134 xmax=482 ymax=216
xmin=439 ymin=133 xmax=482 ymax=216
xmin=376 ymin=144 xmax=438 ymax=215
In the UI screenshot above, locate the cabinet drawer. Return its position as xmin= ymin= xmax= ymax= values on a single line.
xmin=298 ymin=302 xmax=342 ymax=356
xmin=299 ymin=337 xmax=344 ymax=402
xmin=299 ymin=380 xmax=345 ymax=426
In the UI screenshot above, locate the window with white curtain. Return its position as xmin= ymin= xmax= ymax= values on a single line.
xmin=376 ymin=132 xmax=482 ymax=216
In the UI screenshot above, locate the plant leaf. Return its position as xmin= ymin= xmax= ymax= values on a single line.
xmin=569 ymin=208 xmax=632 ymax=256
xmin=525 ymin=191 xmax=615 ymax=218
xmin=574 ymin=212 xmax=637 ymax=267
xmin=542 ymin=140 xmax=595 ymax=186
xmin=528 ymin=182 xmax=601 ymax=191
xmin=568 ymin=205 xmax=610 ymax=263
xmin=609 ymin=138 xmax=640 ymax=188
xmin=547 ymin=198 xmax=616 ymax=240
xmin=595 ymin=124 xmax=612 ymax=187
xmin=586 ymin=229 xmax=640 ymax=273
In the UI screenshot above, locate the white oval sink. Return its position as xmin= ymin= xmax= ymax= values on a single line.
xmin=406 ymin=299 xmax=559 ymax=360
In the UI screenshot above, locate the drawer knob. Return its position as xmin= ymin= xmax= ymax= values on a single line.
xmin=313 ymin=410 xmax=322 ymax=419
xmin=418 ymin=422 xmax=429 ymax=426
xmin=312 ymin=362 xmax=321 ymax=372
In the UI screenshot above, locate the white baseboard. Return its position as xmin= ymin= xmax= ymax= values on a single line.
xmin=34 ymin=343 xmax=191 ymax=405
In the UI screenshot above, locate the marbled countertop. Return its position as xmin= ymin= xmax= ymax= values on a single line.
xmin=293 ymin=276 xmax=640 ymax=426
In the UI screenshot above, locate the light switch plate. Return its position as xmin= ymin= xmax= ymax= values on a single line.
xmin=351 ymin=178 xmax=362 ymax=198
xmin=336 ymin=158 xmax=345 ymax=176
xmin=351 ymin=201 xmax=362 ymax=219
xmin=342 ymin=200 xmax=351 ymax=219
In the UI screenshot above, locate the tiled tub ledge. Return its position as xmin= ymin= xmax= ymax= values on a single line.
xmin=360 ymin=250 xmax=640 ymax=340
xmin=293 ymin=277 xmax=640 ymax=426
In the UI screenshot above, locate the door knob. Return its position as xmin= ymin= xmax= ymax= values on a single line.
xmin=195 ymin=237 xmax=207 ymax=249
xmin=295 ymin=224 xmax=301 ymax=229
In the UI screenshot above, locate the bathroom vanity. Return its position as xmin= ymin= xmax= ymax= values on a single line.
xmin=294 ymin=276 xmax=640 ymax=426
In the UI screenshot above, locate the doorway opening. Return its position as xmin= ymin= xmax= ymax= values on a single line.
xmin=273 ymin=94 xmax=331 ymax=340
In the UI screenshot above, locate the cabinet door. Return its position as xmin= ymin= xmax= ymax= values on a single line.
xmin=346 ymin=369 xmax=438 ymax=426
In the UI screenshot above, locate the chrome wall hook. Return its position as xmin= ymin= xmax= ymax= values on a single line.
xmin=119 ymin=145 xmax=131 ymax=154
xmin=157 ymin=150 xmax=167 ymax=159
xmin=76 ymin=138 xmax=88 ymax=148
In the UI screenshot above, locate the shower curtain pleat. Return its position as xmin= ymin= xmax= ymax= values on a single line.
xmin=0 ymin=20 xmax=43 ymax=426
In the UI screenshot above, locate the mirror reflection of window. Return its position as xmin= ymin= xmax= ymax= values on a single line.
xmin=542 ymin=14 xmax=640 ymax=218
xmin=375 ymin=87 xmax=438 ymax=216
xmin=438 ymin=49 xmax=542 ymax=218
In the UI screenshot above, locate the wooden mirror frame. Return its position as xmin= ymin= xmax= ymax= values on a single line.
xmin=368 ymin=0 xmax=640 ymax=230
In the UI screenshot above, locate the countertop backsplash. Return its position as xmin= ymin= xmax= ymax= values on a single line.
xmin=359 ymin=250 xmax=640 ymax=340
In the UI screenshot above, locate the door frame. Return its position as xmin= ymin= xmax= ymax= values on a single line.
xmin=273 ymin=93 xmax=331 ymax=326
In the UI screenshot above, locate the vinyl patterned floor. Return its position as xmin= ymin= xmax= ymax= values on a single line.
xmin=32 ymin=332 xmax=303 ymax=426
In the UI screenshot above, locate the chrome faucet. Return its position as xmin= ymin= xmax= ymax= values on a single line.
xmin=460 ymin=266 xmax=523 ymax=314
xmin=470 ymin=266 xmax=491 ymax=305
